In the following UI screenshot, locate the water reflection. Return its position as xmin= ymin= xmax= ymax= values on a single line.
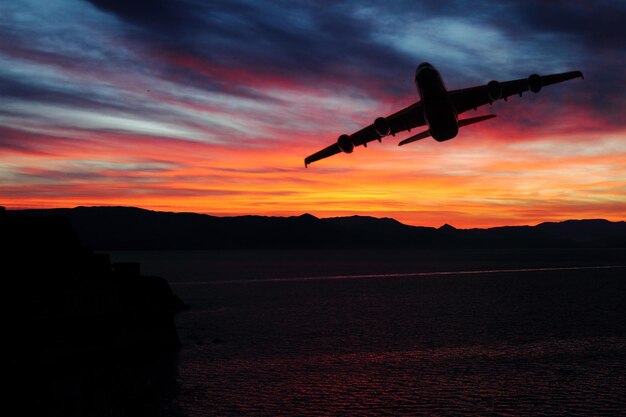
xmin=172 ymin=266 xmax=626 ymax=416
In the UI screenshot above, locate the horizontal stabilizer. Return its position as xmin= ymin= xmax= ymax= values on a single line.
xmin=398 ymin=130 xmax=432 ymax=146
xmin=458 ymin=114 xmax=496 ymax=127
xmin=398 ymin=115 xmax=496 ymax=147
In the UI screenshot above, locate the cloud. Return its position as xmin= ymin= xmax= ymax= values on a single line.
xmin=86 ymin=0 xmax=191 ymax=27
xmin=512 ymin=0 xmax=626 ymax=50
xmin=79 ymin=0 xmax=626 ymax=123
xmin=84 ymin=0 xmax=413 ymax=85
xmin=1 ymin=0 xmax=624 ymax=225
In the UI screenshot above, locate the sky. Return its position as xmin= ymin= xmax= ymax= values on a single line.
xmin=1 ymin=0 xmax=625 ymax=227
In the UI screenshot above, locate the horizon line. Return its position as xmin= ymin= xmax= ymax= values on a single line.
xmin=4 ymin=204 xmax=624 ymax=231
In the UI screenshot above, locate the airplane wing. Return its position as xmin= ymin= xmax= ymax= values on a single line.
xmin=449 ymin=71 xmax=584 ymax=115
xmin=304 ymin=101 xmax=425 ymax=167
xmin=303 ymin=143 xmax=342 ymax=167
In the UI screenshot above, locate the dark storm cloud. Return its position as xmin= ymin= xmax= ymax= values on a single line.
xmin=82 ymin=0 xmax=625 ymax=127
xmin=485 ymin=0 xmax=626 ymax=120
xmin=515 ymin=3 xmax=626 ymax=129
xmin=0 ymin=31 xmax=70 ymax=67
xmin=4 ymin=0 xmax=625 ymax=136
xmin=510 ymin=0 xmax=626 ymax=49
xmin=385 ymin=0 xmax=625 ymax=128
xmin=86 ymin=0 xmax=211 ymax=31
xmin=377 ymin=0 xmax=626 ymax=50
xmin=521 ymin=0 xmax=626 ymax=125
xmin=0 ymin=75 xmax=132 ymax=114
xmin=83 ymin=0 xmax=414 ymax=86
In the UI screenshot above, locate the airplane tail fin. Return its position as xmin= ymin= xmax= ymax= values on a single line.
xmin=458 ymin=114 xmax=496 ymax=127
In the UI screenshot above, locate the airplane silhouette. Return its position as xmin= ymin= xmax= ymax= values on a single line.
xmin=304 ymin=62 xmax=583 ymax=167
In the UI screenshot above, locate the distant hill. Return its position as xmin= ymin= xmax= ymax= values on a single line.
xmin=6 ymin=206 xmax=626 ymax=250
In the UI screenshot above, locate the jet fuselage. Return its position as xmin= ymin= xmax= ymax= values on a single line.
xmin=304 ymin=63 xmax=583 ymax=167
xmin=415 ymin=63 xmax=458 ymax=141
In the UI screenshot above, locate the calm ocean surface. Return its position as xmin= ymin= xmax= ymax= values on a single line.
xmin=109 ymin=249 xmax=626 ymax=416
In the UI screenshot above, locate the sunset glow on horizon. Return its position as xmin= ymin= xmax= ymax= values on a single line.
xmin=1 ymin=1 xmax=625 ymax=228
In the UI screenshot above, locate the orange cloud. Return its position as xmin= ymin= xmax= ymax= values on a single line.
xmin=2 ymin=32 xmax=624 ymax=228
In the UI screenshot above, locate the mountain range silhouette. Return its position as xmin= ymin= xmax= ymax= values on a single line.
xmin=7 ymin=206 xmax=626 ymax=250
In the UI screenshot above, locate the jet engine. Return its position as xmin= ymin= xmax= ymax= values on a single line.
xmin=337 ymin=134 xmax=354 ymax=153
xmin=373 ymin=117 xmax=391 ymax=137
xmin=528 ymin=74 xmax=542 ymax=93
xmin=487 ymin=80 xmax=502 ymax=100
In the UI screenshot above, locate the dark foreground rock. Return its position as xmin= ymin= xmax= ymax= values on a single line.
xmin=3 ymin=208 xmax=183 ymax=416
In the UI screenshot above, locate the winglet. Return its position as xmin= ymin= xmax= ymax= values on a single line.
xmin=542 ymin=70 xmax=585 ymax=88
xmin=571 ymin=70 xmax=584 ymax=80
xmin=304 ymin=143 xmax=341 ymax=167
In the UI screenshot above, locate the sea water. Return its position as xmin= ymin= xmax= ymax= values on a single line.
xmin=108 ymin=249 xmax=626 ymax=416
